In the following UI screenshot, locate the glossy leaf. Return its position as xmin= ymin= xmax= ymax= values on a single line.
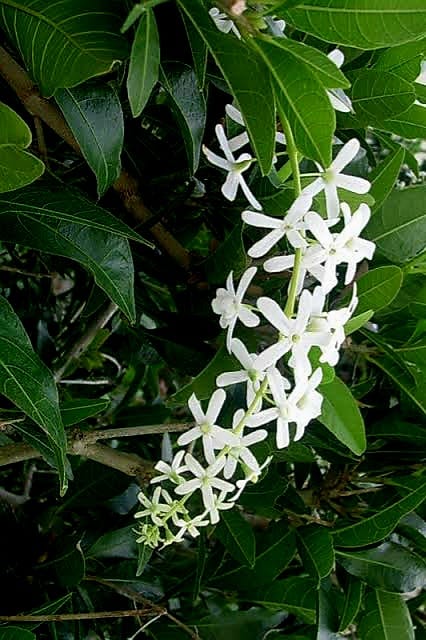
xmin=366 ymin=185 xmax=426 ymax=265
xmin=0 ymin=102 xmax=44 ymax=192
xmin=0 ymin=0 xmax=128 ymax=97
xmin=87 ymin=525 xmax=137 ymax=559
xmin=373 ymin=39 xmax=426 ymax=82
xmin=296 ymin=525 xmax=334 ymax=586
xmin=0 ymin=185 xmax=139 ymax=321
xmin=352 ymin=71 xmax=415 ymax=122
xmin=317 ymin=587 xmax=340 ymax=640
xmin=253 ymin=577 xmax=317 ymax=623
xmin=178 ymin=0 xmax=276 ymax=175
xmin=0 ymin=295 xmax=67 ymax=494
xmin=204 ymin=224 xmax=247 ymax=284
xmin=60 ymin=398 xmax=110 ymax=427
xmin=181 ymin=10 xmax=208 ymax=89
xmin=379 ymin=104 xmax=426 ymax=139
xmin=337 ymin=542 xmax=426 ymax=592
xmin=127 ymin=8 xmax=160 ymax=117
xmin=56 ymin=83 xmax=124 ymax=197
xmin=358 ymin=590 xmax=415 ymax=640
xmin=344 ymin=310 xmax=374 ymax=335
xmin=356 ymin=266 xmax=403 ymax=315
xmin=339 ymin=576 xmax=364 ymax=631
xmin=369 ymin=146 xmax=405 ymax=212
xmin=160 ymin=63 xmax=206 ymax=174
xmin=282 ymin=1 xmax=426 ymax=50
xmin=215 ymin=509 xmax=256 ymax=568
xmin=319 ymin=377 xmax=366 ymax=455
xmin=333 ymin=479 xmax=426 ymax=547
xmin=0 ymin=630 xmax=35 ymax=640
xmin=136 ymin=542 xmax=153 ymax=576
xmin=255 ymin=38 xmax=334 ymax=166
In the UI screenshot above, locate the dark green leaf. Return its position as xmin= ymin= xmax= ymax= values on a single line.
xmin=196 ymin=609 xmax=285 ymax=640
xmin=53 ymin=541 xmax=85 ymax=588
xmin=181 ymin=10 xmax=208 ymax=89
xmin=369 ymin=146 xmax=405 ymax=212
xmin=0 ymin=102 xmax=44 ymax=192
xmin=136 ymin=542 xmax=153 ymax=576
xmin=178 ymin=0 xmax=276 ymax=175
xmin=337 ymin=542 xmax=426 ymax=592
xmin=204 ymin=224 xmax=247 ymax=284
xmin=317 ymin=587 xmax=340 ymax=640
xmin=369 ymin=418 xmax=426 ymax=443
xmin=297 ymin=525 xmax=334 ymax=586
xmin=160 ymin=62 xmax=206 ymax=174
xmin=358 ymin=590 xmax=415 ymax=640
xmin=0 ymin=295 xmax=67 ymax=494
xmin=352 ymin=71 xmax=415 ymax=122
xmin=58 ymin=461 xmax=129 ymax=510
xmin=356 ymin=266 xmax=403 ymax=315
xmin=24 ymin=594 xmax=73 ymax=631
xmin=282 ymin=2 xmax=426 ymax=50
xmin=373 ymin=39 xmax=426 ymax=81
xmin=215 ymin=509 xmax=256 ymax=568
xmin=319 ymin=377 xmax=366 ymax=456
xmin=0 ymin=629 xmax=35 ymax=640
xmin=0 ymin=185 xmax=138 ymax=321
xmin=127 ymin=8 xmax=160 ymax=117
xmin=397 ymin=513 xmax=426 ymax=553
xmin=0 ymin=0 xmax=128 ymax=97
xmin=252 ymin=577 xmax=317 ymax=623
xmin=56 ymin=83 xmax=124 ymax=197
xmin=254 ymin=38 xmax=334 ymax=166
xmin=366 ymin=185 xmax=426 ymax=265
xmin=60 ymin=398 xmax=110 ymax=427
xmin=333 ymin=479 xmax=426 ymax=548
xmin=339 ymin=576 xmax=364 ymax=631
xmin=87 ymin=525 xmax=137 ymax=559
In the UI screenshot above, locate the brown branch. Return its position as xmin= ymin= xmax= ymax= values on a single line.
xmin=0 ymin=45 xmax=191 ymax=271
xmin=83 ymin=422 xmax=195 ymax=443
xmin=0 ymin=610 xmax=155 ymax=623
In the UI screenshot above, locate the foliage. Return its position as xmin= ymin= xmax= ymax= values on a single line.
xmin=0 ymin=1 xmax=425 ymax=639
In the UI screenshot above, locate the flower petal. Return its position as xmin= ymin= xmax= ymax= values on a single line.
xmin=202 ymin=145 xmax=229 ymax=170
xmin=184 ymin=453 xmax=204 ymax=477
xmin=248 ymin=229 xmax=284 ymax=258
xmin=216 ymin=370 xmax=248 ymax=387
xmin=242 ymin=210 xmax=281 ymax=229
xmin=236 ymin=266 xmax=257 ymax=301
xmin=302 ymin=177 xmax=324 ymax=197
xmin=306 ymin=211 xmax=333 ymax=247
xmin=239 ymin=306 xmax=260 ymax=327
xmin=215 ymin=124 xmax=234 ymax=162
xmin=231 ymin=337 xmax=254 ymax=370
xmin=188 ymin=393 xmax=205 ymax=424
xmin=255 ymin=341 xmax=289 ymax=371
xmin=276 ymin=417 xmax=290 ymax=449
xmin=324 ymin=182 xmax=340 ymax=220
xmin=222 ymin=171 xmax=239 ymax=201
xmin=228 ymin=131 xmax=250 ymax=153
xmin=336 ymin=174 xmax=371 ymax=194
xmin=175 ymin=478 xmax=201 ymax=495
xmin=264 ymin=255 xmax=294 ymax=273
xmin=257 ymin=296 xmax=291 ymax=334
xmin=177 ymin=426 xmax=201 ymax=446
xmin=206 ymin=388 xmax=226 ymax=423
xmin=226 ymin=103 xmax=245 ymax=125
xmin=239 ymin=174 xmax=262 ymax=210
xmin=327 ymin=48 xmax=344 ymax=68
xmin=331 ymin=139 xmax=359 ymax=173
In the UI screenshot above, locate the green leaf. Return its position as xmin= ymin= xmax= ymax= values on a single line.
xmin=0 ymin=102 xmax=44 ymax=193
xmin=178 ymin=0 xmax=276 ymax=175
xmin=204 ymin=223 xmax=247 ymax=284
xmin=378 ymin=104 xmax=426 ymax=139
xmin=0 ymin=0 xmax=128 ymax=97
xmin=369 ymin=146 xmax=405 ymax=212
xmin=215 ymin=509 xmax=256 ymax=568
xmin=0 ymin=629 xmax=36 ymax=640
xmin=169 ymin=346 xmax=238 ymax=406
xmin=127 ymin=8 xmax=160 ymax=117
xmin=56 ymin=83 xmax=124 ymax=197
xmin=252 ymin=577 xmax=317 ymax=623
xmin=397 ymin=513 xmax=426 ymax=553
xmin=318 ymin=377 xmax=366 ymax=456
xmin=136 ymin=542 xmax=153 ymax=576
xmin=344 ymin=310 xmax=374 ymax=336
xmin=282 ymin=1 xmax=426 ymax=50
xmin=87 ymin=525 xmax=137 ymax=559
xmin=297 ymin=525 xmax=335 ymax=586
xmin=0 ymin=185 xmax=139 ymax=321
xmin=60 ymin=398 xmax=110 ymax=427
xmin=53 ymin=540 xmax=85 ymax=588
xmin=358 ymin=590 xmax=415 ymax=640
xmin=160 ymin=62 xmax=206 ymax=174
xmin=181 ymin=10 xmax=208 ymax=89
xmin=366 ymin=185 xmax=426 ymax=265
xmin=352 ymin=71 xmax=415 ymax=122
xmin=333 ymin=479 xmax=426 ymax=548
xmin=195 ymin=609 xmax=285 ymax=640
xmin=254 ymin=38 xmax=334 ymax=166
xmin=373 ymin=39 xmax=426 ymax=82
xmin=24 ymin=594 xmax=73 ymax=631
xmin=339 ymin=576 xmax=364 ymax=631
xmin=356 ymin=266 xmax=403 ymax=315
xmin=317 ymin=587 xmax=340 ymax=640
xmin=337 ymin=542 xmax=426 ymax=592
xmin=0 ymin=295 xmax=67 ymax=494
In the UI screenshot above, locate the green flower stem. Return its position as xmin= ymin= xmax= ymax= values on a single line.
xmin=233 ymin=377 xmax=269 ymax=436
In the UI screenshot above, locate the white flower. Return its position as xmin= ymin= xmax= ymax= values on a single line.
xmin=242 ymin=194 xmax=311 ymax=258
xmin=249 ymin=368 xmax=323 ymax=448
xmin=135 ymin=487 xmax=172 ymax=526
xmin=207 ymin=490 xmax=236 ymax=524
xmin=305 ymin=203 xmax=375 ymax=293
xmin=209 ymin=7 xmax=241 ymax=38
xmin=211 ymin=267 xmax=260 ymax=351
xmin=203 ymin=124 xmax=261 ymax=210
xmin=177 ymin=390 xmax=237 ymax=464
xmin=222 ymin=409 xmax=268 ymax=479
xmin=216 ymin=338 xmax=277 ymax=408
xmin=301 ymin=139 xmax=370 ymax=219
xmin=327 ymin=49 xmax=353 ymax=114
xmin=174 ymin=454 xmax=235 ymax=523
xmin=174 ymin=513 xmax=210 ymax=539
xmin=231 ymin=455 xmax=273 ymax=500
xmin=151 ymin=450 xmax=188 ymax=485
xmin=226 ymin=104 xmax=286 ymax=153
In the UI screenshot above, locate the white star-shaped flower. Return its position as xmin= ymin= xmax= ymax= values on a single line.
xmin=222 ymin=409 xmax=268 ymax=479
xmin=177 ymin=390 xmax=237 ymax=464
xmin=135 ymin=487 xmax=173 ymax=526
xmin=301 ymin=139 xmax=371 ymax=219
xmin=174 ymin=513 xmax=210 ymax=539
xmin=211 ymin=267 xmax=260 ymax=351
xmin=203 ymin=124 xmax=261 ymax=210
xmin=209 ymin=7 xmax=241 ymax=38
xmin=174 ymin=454 xmax=235 ymax=523
xmin=242 ymin=194 xmax=312 ymax=258
xmin=151 ymin=450 xmax=188 ymax=485
xmin=225 ymin=103 xmax=286 ymax=153
xmin=327 ymin=49 xmax=353 ymax=114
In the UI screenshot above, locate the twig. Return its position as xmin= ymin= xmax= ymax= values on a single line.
xmin=0 ymin=265 xmax=53 ymax=278
xmin=0 ymin=45 xmax=191 ymax=271
xmin=0 ymin=610 xmax=154 ymax=622
xmin=33 ymin=115 xmax=49 ymax=167
xmin=83 ymin=422 xmax=195 ymax=443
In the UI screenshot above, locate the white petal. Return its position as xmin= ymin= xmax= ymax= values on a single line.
xmin=239 ymin=174 xmax=262 ymax=210
xmin=247 ymin=407 xmax=277 ymax=427
xmin=257 ymin=296 xmax=291 ymax=334
xmin=327 ymin=48 xmax=344 ymax=68
xmin=215 ymin=124 xmax=234 ymax=163
xmin=226 ymin=103 xmax=244 ymax=126
xmin=302 ymin=177 xmax=324 ymax=197
xmin=287 ymin=194 xmax=313 ymax=221
xmin=331 ymin=139 xmax=360 ymax=174
xmin=242 ymin=210 xmax=281 ymax=229
xmin=224 ymin=455 xmax=238 ymax=479
xmin=306 ymin=211 xmax=333 ymax=248
xmin=211 ymin=477 xmax=235 ymax=493
xmin=222 ymin=171 xmax=239 ymax=201
xmin=276 ymin=417 xmax=290 ymax=448
xmin=188 ymin=393 xmax=205 ymax=424
xmin=206 ymin=388 xmax=226 ymax=423
xmin=239 ymin=448 xmax=261 ymax=473
xmin=328 ymin=89 xmax=353 ymax=113
xmin=243 ymin=429 xmax=268 ymax=445
xmin=236 ymin=266 xmax=257 ymax=300
xmin=239 ymin=306 xmax=260 ymax=327
xmin=248 ymin=229 xmax=284 ymax=258
xmin=175 ymin=478 xmax=201 ymax=495
xmin=202 ymin=145 xmax=229 ymax=170
xmin=264 ymin=255 xmax=294 ymax=273
xmin=324 ymin=182 xmax=340 ymax=220
xmin=201 ymin=485 xmax=216 ymax=512
xmin=336 ymin=174 xmax=371 ymax=194
xmin=231 ymin=337 xmax=254 ymax=370
xmin=177 ymin=426 xmax=201 ymax=446
xmin=267 ymin=365 xmax=287 ymax=405
xmin=228 ymin=131 xmax=250 ymax=153
xmin=216 ymin=370 xmax=248 ymax=387
xmin=255 ymin=341 xmax=289 ymax=371
xmin=211 ymin=425 xmax=239 ymax=446
xmin=184 ymin=453 xmax=204 ymax=477
xmin=203 ymin=437 xmax=216 ymax=465
xmin=226 ymin=316 xmax=237 ymax=352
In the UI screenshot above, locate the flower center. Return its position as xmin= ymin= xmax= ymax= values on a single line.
xmin=200 ymin=422 xmax=212 ymax=435
xmin=324 ymin=168 xmax=335 ymax=184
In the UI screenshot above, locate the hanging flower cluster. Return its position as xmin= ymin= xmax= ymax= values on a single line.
xmin=134 ymin=17 xmax=374 ymax=550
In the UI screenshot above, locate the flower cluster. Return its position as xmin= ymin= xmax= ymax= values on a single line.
xmin=135 ymin=48 xmax=374 ymax=549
